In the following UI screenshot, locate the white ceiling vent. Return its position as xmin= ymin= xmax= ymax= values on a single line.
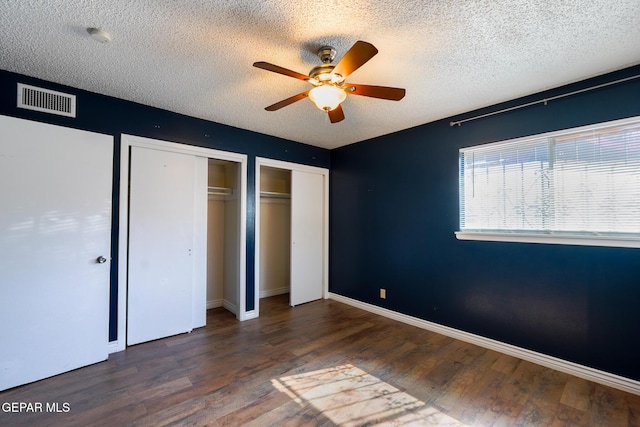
xmin=17 ymin=83 xmax=76 ymax=118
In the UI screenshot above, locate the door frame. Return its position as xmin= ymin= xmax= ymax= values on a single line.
xmin=254 ymin=157 xmax=329 ymax=317
xmin=113 ymin=134 xmax=247 ymax=353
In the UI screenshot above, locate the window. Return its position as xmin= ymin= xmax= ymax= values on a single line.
xmin=457 ymin=116 xmax=640 ymax=248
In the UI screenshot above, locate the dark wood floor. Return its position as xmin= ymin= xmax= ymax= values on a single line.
xmin=2 ymin=294 xmax=639 ymax=426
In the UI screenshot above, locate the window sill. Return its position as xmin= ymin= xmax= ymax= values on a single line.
xmin=455 ymin=231 xmax=640 ymax=248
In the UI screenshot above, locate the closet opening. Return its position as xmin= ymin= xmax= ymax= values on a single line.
xmin=255 ymin=158 xmax=328 ymax=316
xmin=258 ymin=165 xmax=292 ymax=310
xmin=207 ymin=159 xmax=241 ymax=316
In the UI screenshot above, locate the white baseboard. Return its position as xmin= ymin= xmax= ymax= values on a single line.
xmin=260 ymin=286 xmax=290 ymax=299
xmin=207 ymin=299 xmax=238 ymax=316
xmin=223 ymin=300 xmax=238 ymax=315
xmin=328 ymin=292 xmax=640 ymax=396
xmin=206 ymin=299 xmax=224 ymax=309
xmin=108 ymin=340 xmax=124 ymax=354
xmin=241 ymin=309 xmax=259 ymax=321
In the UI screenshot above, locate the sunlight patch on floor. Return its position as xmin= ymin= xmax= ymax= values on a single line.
xmin=271 ymin=364 xmax=468 ymax=426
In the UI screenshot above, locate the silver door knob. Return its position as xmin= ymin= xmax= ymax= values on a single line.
xmin=96 ymin=256 xmax=107 ymax=264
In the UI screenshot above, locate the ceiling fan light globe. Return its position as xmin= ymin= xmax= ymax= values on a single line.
xmin=308 ymin=85 xmax=347 ymax=112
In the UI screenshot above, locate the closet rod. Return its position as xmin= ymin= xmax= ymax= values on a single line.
xmin=449 ymin=74 xmax=640 ymax=127
xmin=208 ymin=186 xmax=233 ymax=196
xmin=260 ymin=191 xmax=290 ymax=199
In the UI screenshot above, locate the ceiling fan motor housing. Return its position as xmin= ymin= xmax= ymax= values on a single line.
xmin=317 ymin=46 xmax=336 ymax=64
xmin=309 ymin=64 xmax=340 ymax=83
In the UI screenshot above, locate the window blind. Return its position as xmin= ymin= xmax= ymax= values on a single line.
xmin=459 ymin=117 xmax=640 ymax=237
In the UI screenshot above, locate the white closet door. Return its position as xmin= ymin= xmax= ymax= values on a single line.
xmin=127 ymin=146 xmax=200 ymax=345
xmin=0 ymin=115 xmax=112 ymax=391
xmin=290 ymin=170 xmax=324 ymax=306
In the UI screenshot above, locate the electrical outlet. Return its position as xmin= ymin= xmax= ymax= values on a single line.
xmin=380 ymin=288 xmax=386 ymax=299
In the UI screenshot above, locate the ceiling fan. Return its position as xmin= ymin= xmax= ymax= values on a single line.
xmin=253 ymin=41 xmax=406 ymax=123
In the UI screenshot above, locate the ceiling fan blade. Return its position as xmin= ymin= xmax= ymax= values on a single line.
xmin=332 ymin=41 xmax=378 ymax=78
xmin=328 ymin=104 xmax=345 ymax=123
xmin=346 ymin=84 xmax=406 ymax=101
xmin=264 ymin=90 xmax=310 ymax=111
xmin=253 ymin=61 xmax=310 ymax=81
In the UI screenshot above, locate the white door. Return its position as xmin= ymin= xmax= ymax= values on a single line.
xmin=0 ymin=115 xmax=112 ymax=391
xmin=127 ymin=146 xmax=201 ymax=345
xmin=290 ymin=170 xmax=325 ymax=306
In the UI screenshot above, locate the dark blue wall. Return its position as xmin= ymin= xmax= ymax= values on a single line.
xmin=0 ymin=69 xmax=330 ymax=342
xmin=330 ymin=65 xmax=640 ymax=381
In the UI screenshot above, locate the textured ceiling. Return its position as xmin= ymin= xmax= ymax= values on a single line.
xmin=1 ymin=1 xmax=639 ymax=149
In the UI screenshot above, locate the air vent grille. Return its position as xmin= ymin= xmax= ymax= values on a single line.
xmin=17 ymin=83 xmax=76 ymax=118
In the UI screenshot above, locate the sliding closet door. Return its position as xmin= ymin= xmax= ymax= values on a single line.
xmin=290 ymin=170 xmax=324 ymax=306
xmin=0 ymin=115 xmax=112 ymax=391
xmin=127 ymin=146 xmax=204 ymax=345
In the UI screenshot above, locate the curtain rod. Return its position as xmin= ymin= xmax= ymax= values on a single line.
xmin=449 ymin=74 xmax=640 ymax=127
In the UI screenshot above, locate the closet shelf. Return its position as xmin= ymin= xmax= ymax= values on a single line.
xmin=260 ymin=191 xmax=290 ymax=199
xmin=208 ymin=186 xmax=233 ymax=196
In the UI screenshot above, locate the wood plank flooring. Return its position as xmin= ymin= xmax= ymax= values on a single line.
xmin=2 ymin=294 xmax=639 ymax=426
